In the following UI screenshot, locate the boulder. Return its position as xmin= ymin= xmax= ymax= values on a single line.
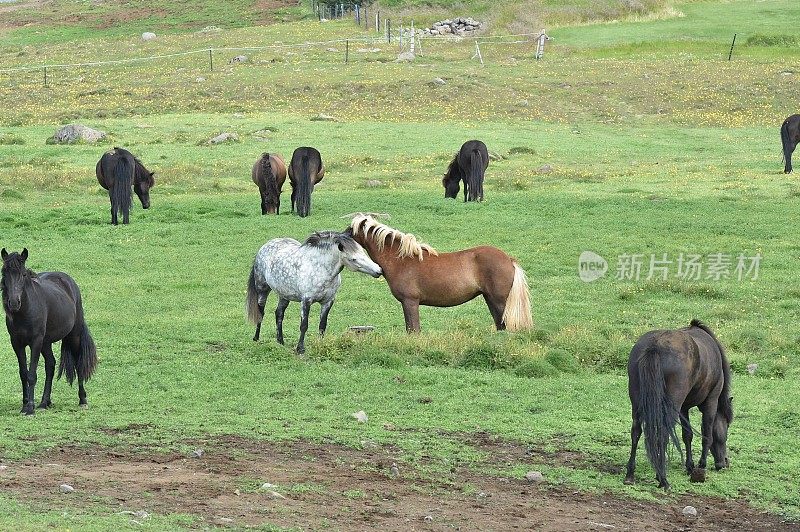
xmin=51 ymin=124 xmax=106 ymax=144
xmin=141 ymin=32 xmax=156 ymax=41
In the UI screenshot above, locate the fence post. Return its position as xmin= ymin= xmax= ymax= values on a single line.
xmin=355 ymin=4 xmax=360 ymax=25
xmin=345 ymin=39 xmax=349 ymax=63
xmin=728 ymin=33 xmax=737 ymax=61
xmin=387 ymin=19 xmax=391 ymax=43
xmin=43 ymin=66 xmax=47 ymax=87
xmin=364 ymin=6 xmax=368 ymax=29
xmin=209 ymin=48 xmax=213 ymax=71
xmin=376 ymin=10 xmax=380 ymax=33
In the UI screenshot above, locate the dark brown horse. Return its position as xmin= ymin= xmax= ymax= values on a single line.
xmin=442 ymin=140 xmax=489 ymax=202
xmin=96 ymin=147 xmax=155 ymax=224
xmin=781 ymin=114 xmax=800 ymax=174
xmin=288 ymin=147 xmax=325 ymax=217
xmin=624 ymin=319 xmax=733 ymax=490
xmin=2 ymin=249 xmax=98 ymax=415
xmin=252 ymin=153 xmax=287 ymax=215
xmin=346 ymin=214 xmax=532 ymax=332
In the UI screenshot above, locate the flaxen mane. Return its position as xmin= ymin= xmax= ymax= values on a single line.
xmin=350 ymin=214 xmax=438 ymax=261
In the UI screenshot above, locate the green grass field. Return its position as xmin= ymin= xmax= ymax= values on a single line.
xmin=1 ymin=0 xmax=799 ymax=528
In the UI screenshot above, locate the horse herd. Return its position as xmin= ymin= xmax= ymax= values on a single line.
xmin=13 ymin=118 xmax=788 ymax=491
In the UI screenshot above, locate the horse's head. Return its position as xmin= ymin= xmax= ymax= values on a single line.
xmin=335 ymin=233 xmax=382 ymax=278
xmin=134 ymin=166 xmax=155 ymax=209
xmin=711 ymin=396 xmax=733 ymax=470
xmin=1 ymin=247 xmax=29 ymax=312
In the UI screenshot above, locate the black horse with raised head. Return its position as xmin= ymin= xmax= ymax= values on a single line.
xmin=2 ymin=249 xmax=98 ymax=415
xmin=288 ymin=147 xmax=325 ymax=217
xmin=781 ymin=114 xmax=800 ymax=174
xmin=96 ymin=147 xmax=155 ymax=224
xmin=624 ymin=319 xmax=733 ymax=490
xmin=442 ymin=140 xmax=489 ymax=202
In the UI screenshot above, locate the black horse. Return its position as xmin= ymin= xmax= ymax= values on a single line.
xmin=288 ymin=147 xmax=325 ymax=217
xmin=2 ymin=249 xmax=98 ymax=415
xmin=442 ymin=140 xmax=489 ymax=202
xmin=96 ymin=147 xmax=155 ymax=225
xmin=624 ymin=319 xmax=733 ymax=490
xmin=781 ymin=114 xmax=800 ymax=174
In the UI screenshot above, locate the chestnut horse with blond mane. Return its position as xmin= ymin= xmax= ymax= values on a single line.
xmin=346 ymin=214 xmax=533 ymax=332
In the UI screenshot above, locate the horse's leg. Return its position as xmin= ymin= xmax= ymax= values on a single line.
xmin=624 ymin=411 xmax=642 ymax=485
xmin=260 ymin=190 xmax=268 ymax=215
xmin=110 ymin=191 xmax=118 ymax=225
xmin=296 ymin=299 xmax=312 ymax=354
xmin=275 ymin=297 xmax=290 ymax=345
xmin=12 ymin=339 xmax=32 ymax=414
xmin=253 ymin=286 xmax=271 ymax=341
xmin=77 ymin=375 xmax=88 ymax=408
xmin=482 ymin=293 xmax=506 ymax=331
xmin=25 ymin=337 xmax=44 ymax=416
xmin=680 ymin=407 xmax=694 ymax=474
xmin=401 ymin=299 xmax=421 ymax=333
xmin=697 ymin=399 xmax=718 ymax=470
xmin=318 ymin=298 xmax=334 ymax=336
xmin=39 ymin=343 xmax=56 ymax=409
xmin=291 ymin=188 xmax=296 ymax=213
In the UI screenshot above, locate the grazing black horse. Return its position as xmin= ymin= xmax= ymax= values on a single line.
xmin=2 ymin=249 xmax=98 ymax=415
xmin=442 ymin=140 xmax=489 ymax=202
xmin=96 ymin=147 xmax=155 ymax=224
xmin=252 ymin=153 xmax=287 ymax=215
xmin=781 ymin=114 xmax=800 ymax=174
xmin=288 ymin=147 xmax=325 ymax=217
xmin=624 ymin=319 xmax=733 ymax=490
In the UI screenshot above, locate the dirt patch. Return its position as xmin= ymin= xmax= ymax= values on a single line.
xmin=0 ymin=435 xmax=795 ymax=530
xmin=253 ymin=0 xmax=300 ymax=24
xmin=93 ymin=8 xmax=169 ymax=30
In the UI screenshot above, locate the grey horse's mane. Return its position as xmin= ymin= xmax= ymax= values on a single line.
xmin=303 ymin=231 xmax=362 ymax=254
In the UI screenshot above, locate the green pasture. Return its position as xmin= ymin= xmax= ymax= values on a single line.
xmin=0 ymin=0 xmax=799 ymax=527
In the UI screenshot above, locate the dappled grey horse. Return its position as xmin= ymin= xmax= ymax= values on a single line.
xmin=246 ymin=231 xmax=382 ymax=354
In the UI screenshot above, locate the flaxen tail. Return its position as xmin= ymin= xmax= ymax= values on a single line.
xmin=501 ymin=261 xmax=533 ymax=331
xmin=246 ymin=262 xmax=263 ymax=325
xmin=637 ymin=345 xmax=682 ymax=485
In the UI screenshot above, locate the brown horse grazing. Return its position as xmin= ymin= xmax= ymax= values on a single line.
xmin=346 ymin=214 xmax=533 ymax=332
xmin=96 ymin=147 xmax=155 ymax=225
xmin=781 ymin=114 xmax=800 ymax=174
xmin=442 ymin=140 xmax=489 ymax=202
xmin=624 ymin=319 xmax=733 ymax=490
xmin=252 ymin=153 xmax=287 ymax=215
xmin=288 ymin=147 xmax=325 ymax=217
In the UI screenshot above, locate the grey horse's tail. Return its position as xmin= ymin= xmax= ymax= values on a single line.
xmin=246 ymin=261 xmax=263 ymax=325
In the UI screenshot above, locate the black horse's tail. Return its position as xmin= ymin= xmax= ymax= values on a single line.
xmin=246 ymin=261 xmax=263 ymax=325
xmin=112 ymin=154 xmax=133 ymax=217
xmin=465 ymin=149 xmax=484 ymax=202
xmin=636 ymin=344 xmax=682 ymax=485
xmin=296 ymin=155 xmax=311 ymax=217
xmin=58 ymin=305 xmax=98 ymax=385
xmin=261 ymin=153 xmax=280 ymax=213
xmin=781 ymin=119 xmax=792 ymax=172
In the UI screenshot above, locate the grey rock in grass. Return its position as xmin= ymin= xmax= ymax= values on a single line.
xmin=524 ymin=471 xmax=544 ymax=483
xmin=141 ymin=32 xmax=156 ymax=41
xmin=207 ymin=132 xmax=238 ymax=145
xmin=59 ymin=483 xmax=75 ymax=494
xmin=51 ymin=124 xmax=106 ymax=144
xmin=310 ymin=114 xmax=337 ymax=122
xmin=390 ymin=462 xmax=400 ymax=478
xmin=352 ymin=410 xmax=368 ymax=423
xmin=488 ymin=151 xmax=504 ymax=161
xmin=229 ymin=55 xmax=248 ymax=64
xmin=682 ymin=505 xmax=698 ymax=517
xmin=396 ymin=51 xmax=415 ymax=63
xmin=537 ymin=164 xmax=554 ymax=174
xmin=747 ymin=363 xmax=758 ymax=375
xmin=197 ymin=26 xmax=222 ymax=34
xmin=431 ymin=77 xmax=446 ymax=86
xmin=190 ymin=448 xmax=204 ymax=458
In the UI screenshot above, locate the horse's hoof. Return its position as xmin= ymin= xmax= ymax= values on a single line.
xmin=38 ymin=402 xmax=51 ymax=409
xmin=623 ymin=477 xmax=635 ymax=485
xmin=20 ymin=407 xmax=34 ymax=416
xmin=690 ymin=468 xmax=706 ymax=483
xmin=79 ymin=403 xmax=89 ymax=410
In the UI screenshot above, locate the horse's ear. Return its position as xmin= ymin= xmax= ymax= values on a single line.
xmin=21 ymin=248 xmax=28 ymax=261
xmin=1 ymin=248 xmax=7 ymax=260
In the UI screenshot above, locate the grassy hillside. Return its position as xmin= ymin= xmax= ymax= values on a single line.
xmin=0 ymin=0 xmax=799 ymax=527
